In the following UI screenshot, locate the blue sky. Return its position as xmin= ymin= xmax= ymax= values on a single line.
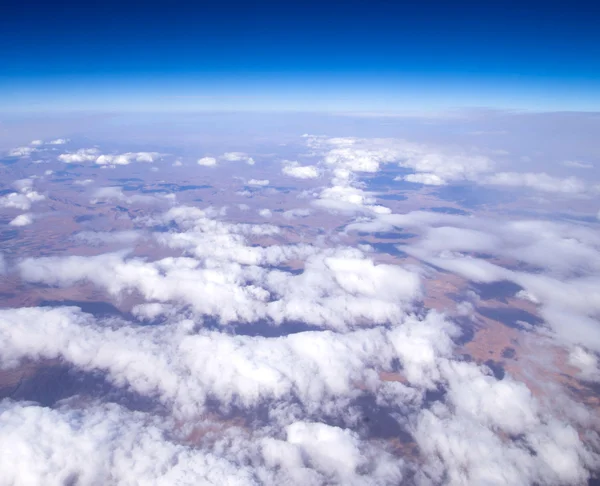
xmin=1 ymin=0 xmax=599 ymax=112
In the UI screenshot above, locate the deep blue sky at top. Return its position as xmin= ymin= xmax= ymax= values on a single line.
xmin=1 ymin=0 xmax=599 ymax=112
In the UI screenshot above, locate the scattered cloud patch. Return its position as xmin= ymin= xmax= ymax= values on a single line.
xmin=0 ymin=179 xmax=45 ymax=211
xmin=248 ymin=179 xmax=269 ymax=186
xmin=197 ymin=157 xmax=218 ymax=167
xmin=402 ymin=173 xmax=447 ymax=186
xmin=58 ymin=148 xmax=100 ymax=163
xmin=96 ymin=152 xmax=161 ymax=166
xmin=222 ymin=152 xmax=255 ymax=165
xmin=282 ymin=162 xmax=320 ymax=179
xmin=9 ymin=213 xmax=33 ymax=227
xmin=283 ymin=208 xmax=311 ymax=219
xmin=7 ymin=146 xmax=37 ymax=157
xmin=59 ymin=149 xmax=161 ymax=166
xmin=564 ymin=160 xmax=593 ymax=169
xmin=74 ymin=179 xmax=94 ymax=186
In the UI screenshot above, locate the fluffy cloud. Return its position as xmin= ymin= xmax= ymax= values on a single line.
xmin=5 ymin=200 xmax=600 ymax=484
xmin=15 ymin=205 xmax=422 ymax=329
xmin=0 ymin=179 xmax=45 ymax=211
xmin=298 ymin=145 xmax=392 ymax=215
xmin=0 ymin=400 xmax=259 ymax=485
xmin=59 ymin=149 xmax=160 ymax=165
xmin=282 ymin=162 xmax=320 ymax=179
xmin=7 ymin=146 xmax=37 ymax=157
xmin=248 ymin=179 xmax=269 ymax=186
xmin=58 ymin=148 xmax=100 ymax=163
xmin=306 ymin=135 xmax=494 ymax=185
xmin=2 ymin=129 xmax=600 ymax=485
xmin=279 ymin=422 xmax=403 ymax=484
xmin=221 ymin=152 xmax=255 ymax=165
xmin=283 ymin=208 xmax=311 ymax=219
xmin=73 ymin=230 xmax=143 ymax=246
xmin=18 ymin=250 xmax=420 ymax=330
xmin=197 ymin=157 xmax=217 ymax=167
xmin=305 ymin=134 xmax=596 ymax=197
xmin=74 ymin=178 xmax=94 ymax=186
xmin=0 ymin=398 xmax=406 ymax=486
xmin=0 ymin=303 xmax=596 ymax=484
xmin=568 ymin=347 xmax=600 ymax=382
xmin=9 ymin=213 xmax=33 ymax=226
xmin=91 ymin=187 xmax=174 ymax=206
xmin=95 ymin=152 xmax=161 ymax=166
xmin=349 ymin=209 xmax=600 ymax=353
xmin=0 ymin=306 xmax=405 ymax=416
xmin=414 ymin=402 xmax=597 ymax=486
xmin=402 ymin=173 xmax=447 ymax=186
xmin=315 ymin=182 xmax=391 ymax=215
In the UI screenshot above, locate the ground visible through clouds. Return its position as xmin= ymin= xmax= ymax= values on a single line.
xmin=0 ymin=112 xmax=600 ymax=485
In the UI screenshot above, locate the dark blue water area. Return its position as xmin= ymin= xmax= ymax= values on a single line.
xmin=156 ymin=183 xmax=212 ymax=192
xmin=231 ymin=319 xmax=315 ymax=338
xmin=151 ymin=221 xmax=179 ymax=232
xmin=434 ymin=184 xmax=513 ymax=208
xmin=141 ymin=188 xmax=170 ymax=194
xmin=376 ymin=193 xmax=408 ymax=201
xmin=213 ymin=388 xmax=416 ymax=445
xmin=363 ymin=168 xmax=414 ymax=192
xmin=0 ymin=229 xmax=18 ymax=242
xmin=0 ymin=189 xmax=14 ymax=196
xmin=273 ymin=265 xmax=304 ymax=276
xmin=187 ymin=313 xmax=317 ymax=338
xmin=449 ymin=315 xmax=477 ymax=346
xmin=350 ymin=394 xmax=415 ymax=441
xmin=74 ymin=214 xmax=95 ymax=223
xmin=272 ymin=186 xmax=296 ymax=193
xmin=477 ymin=307 xmax=543 ymax=330
xmin=359 ymin=241 xmax=407 ymax=257
xmin=121 ymin=184 xmax=143 ymax=191
xmin=357 ymin=231 xmax=417 ymax=240
xmin=484 ymin=359 xmax=506 ymax=380
xmin=54 ymin=169 xmax=82 ymax=177
xmin=429 ymin=206 xmax=470 ymax=215
xmin=0 ymin=157 xmax=21 ymax=166
xmin=0 ymin=363 xmax=162 ymax=414
xmin=241 ymin=186 xmax=262 ymax=194
xmin=111 ymin=177 xmax=144 ymax=183
xmin=120 ymin=184 xmax=212 ymax=194
xmin=39 ymin=300 xmax=132 ymax=319
xmin=471 ymin=280 xmax=523 ymax=302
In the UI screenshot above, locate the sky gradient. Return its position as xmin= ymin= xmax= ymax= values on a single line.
xmin=1 ymin=0 xmax=599 ymax=112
